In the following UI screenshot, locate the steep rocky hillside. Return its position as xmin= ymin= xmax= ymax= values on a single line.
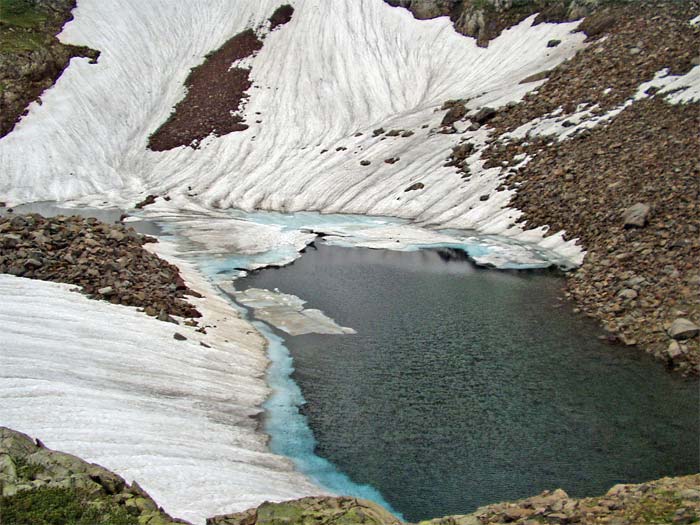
xmin=396 ymin=0 xmax=700 ymax=375
xmin=0 ymin=0 xmax=98 ymax=137
xmin=384 ymin=0 xmax=603 ymax=46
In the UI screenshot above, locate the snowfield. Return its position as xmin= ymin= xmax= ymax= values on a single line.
xmin=0 ymin=263 xmax=324 ymax=523
xmin=0 ymin=0 xmax=591 ymax=261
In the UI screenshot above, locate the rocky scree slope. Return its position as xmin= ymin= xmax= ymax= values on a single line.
xmin=427 ymin=0 xmax=700 ymax=375
xmin=0 ymin=0 xmax=98 ymax=137
xmin=0 ymin=212 xmax=201 ymax=321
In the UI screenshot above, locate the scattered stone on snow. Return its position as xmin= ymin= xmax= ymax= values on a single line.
xmin=404 ymin=182 xmax=425 ymax=192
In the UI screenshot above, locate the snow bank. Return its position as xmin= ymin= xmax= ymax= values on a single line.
xmin=0 ymin=266 xmax=324 ymax=524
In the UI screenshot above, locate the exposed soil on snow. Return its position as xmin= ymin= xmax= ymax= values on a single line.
xmin=147 ymin=28 xmax=262 ymax=151
xmin=0 ymin=0 xmax=99 ymax=138
xmin=0 ymin=212 xmax=201 ymax=321
xmin=148 ymin=5 xmax=294 ymax=151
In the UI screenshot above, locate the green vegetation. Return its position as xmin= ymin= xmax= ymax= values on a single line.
xmin=0 ymin=0 xmax=47 ymax=28
xmin=0 ymin=0 xmax=50 ymax=52
xmin=13 ymin=455 xmax=46 ymax=480
xmin=0 ymin=486 xmax=139 ymax=525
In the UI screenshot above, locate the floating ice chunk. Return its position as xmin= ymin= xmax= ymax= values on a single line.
xmin=230 ymin=286 xmax=356 ymax=335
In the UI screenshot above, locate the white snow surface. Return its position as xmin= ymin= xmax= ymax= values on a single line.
xmin=0 ymin=255 xmax=324 ymax=524
xmin=0 ymin=0 xmax=588 ymax=260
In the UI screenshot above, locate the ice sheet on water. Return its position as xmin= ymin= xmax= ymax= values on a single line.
xmin=229 ymin=286 xmax=356 ymax=336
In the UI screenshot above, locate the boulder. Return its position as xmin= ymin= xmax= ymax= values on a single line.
xmin=472 ymin=107 xmax=497 ymax=124
xmin=617 ymin=288 xmax=637 ymax=300
xmin=667 ymin=341 xmax=684 ymax=360
xmin=441 ymin=103 xmax=467 ymax=126
xmin=668 ymin=318 xmax=699 ymax=340
xmin=622 ymin=203 xmax=650 ymax=228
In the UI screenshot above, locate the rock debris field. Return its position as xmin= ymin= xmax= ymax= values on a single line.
xmin=0 ymin=212 xmax=200 ymax=321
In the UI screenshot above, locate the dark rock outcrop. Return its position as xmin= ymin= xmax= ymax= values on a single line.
xmin=0 ymin=0 xmax=100 ymax=137
xmin=384 ymin=0 xmax=602 ymax=47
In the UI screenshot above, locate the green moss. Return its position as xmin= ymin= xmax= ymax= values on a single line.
xmin=0 ymin=486 xmax=139 ymax=525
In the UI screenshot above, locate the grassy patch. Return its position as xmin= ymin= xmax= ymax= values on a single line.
xmin=0 ymin=0 xmax=50 ymax=52
xmin=0 ymin=486 xmax=139 ymax=525
xmin=0 ymin=0 xmax=47 ymax=28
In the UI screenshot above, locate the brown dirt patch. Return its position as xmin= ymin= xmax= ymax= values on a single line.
xmin=148 ymin=29 xmax=263 ymax=151
xmin=269 ymin=4 xmax=294 ymax=31
xmin=148 ymin=4 xmax=295 ymax=151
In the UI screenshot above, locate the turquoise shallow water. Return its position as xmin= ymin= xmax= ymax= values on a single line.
xmin=239 ymin=243 xmax=700 ymax=523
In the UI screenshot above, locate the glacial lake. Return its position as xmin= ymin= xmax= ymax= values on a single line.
xmin=237 ymin=242 xmax=700 ymax=522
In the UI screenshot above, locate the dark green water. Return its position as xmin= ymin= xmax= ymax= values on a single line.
xmin=238 ymin=243 xmax=699 ymax=522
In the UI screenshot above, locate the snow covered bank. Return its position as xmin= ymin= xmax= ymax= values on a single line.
xmin=0 ymin=0 xmax=589 ymax=261
xmin=0 ymin=256 xmax=324 ymax=524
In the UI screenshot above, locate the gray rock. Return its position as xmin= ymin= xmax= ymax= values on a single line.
xmin=173 ymin=332 xmax=187 ymax=341
xmin=668 ymin=318 xmax=699 ymax=340
xmin=678 ymin=489 xmax=700 ymax=501
xmin=622 ymin=202 xmax=650 ymax=228
xmin=667 ymin=340 xmax=683 ymax=360
xmin=618 ymin=288 xmax=638 ymax=300
xmin=97 ymin=286 xmax=115 ymax=296
xmin=547 ymin=39 xmax=561 ymax=47
xmin=24 ymin=258 xmax=43 ymax=269
xmin=441 ymin=103 xmax=467 ymax=126
xmin=108 ymin=229 xmax=125 ymax=242
xmin=473 ymin=107 xmax=497 ymax=124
